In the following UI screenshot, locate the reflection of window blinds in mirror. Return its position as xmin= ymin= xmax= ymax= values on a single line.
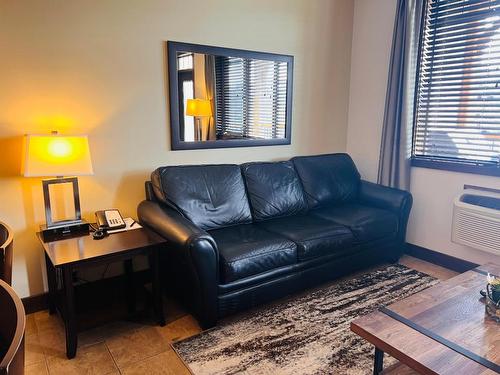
xmin=178 ymin=53 xmax=193 ymax=71
xmin=215 ymin=56 xmax=288 ymax=139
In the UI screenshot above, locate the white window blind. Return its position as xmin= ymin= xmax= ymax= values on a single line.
xmin=215 ymin=56 xmax=288 ymax=139
xmin=414 ymin=0 xmax=500 ymax=165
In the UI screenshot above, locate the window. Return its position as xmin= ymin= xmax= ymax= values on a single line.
xmin=177 ymin=53 xmax=195 ymax=141
xmin=215 ymin=56 xmax=288 ymax=139
xmin=413 ymin=0 xmax=500 ymax=175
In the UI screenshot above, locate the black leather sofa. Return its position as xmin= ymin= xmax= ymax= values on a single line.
xmin=138 ymin=153 xmax=412 ymax=328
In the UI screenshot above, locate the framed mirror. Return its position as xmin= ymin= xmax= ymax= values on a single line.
xmin=167 ymin=41 xmax=294 ymax=150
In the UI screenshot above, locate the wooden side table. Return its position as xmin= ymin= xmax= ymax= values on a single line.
xmin=37 ymin=226 xmax=167 ymax=359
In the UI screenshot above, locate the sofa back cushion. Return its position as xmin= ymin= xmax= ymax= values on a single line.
xmin=151 ymin=164 xmax=252 ymax=230
xmin=291 ymin=153 xmax=361 ymax=209
xmin=242 ymin=161 xmax=308 ymax=221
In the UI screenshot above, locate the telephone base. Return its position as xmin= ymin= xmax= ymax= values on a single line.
xmin=40 ymin=221 xmax=90 ymax=242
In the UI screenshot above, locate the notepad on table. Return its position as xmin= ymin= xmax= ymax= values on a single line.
xmin=107 ymin=217 xmax=142 ymax=234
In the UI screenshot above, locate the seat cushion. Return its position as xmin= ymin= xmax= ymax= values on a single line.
xmin=312 ymin=203 xmax=398 ymax=243
xmin=258 ymin=215 xmax=354 ymax=261
xmin=242 ymin=161 xmax=308 ymax=221
xmin=151 ymin=164 xmax=252 ymax=230
xmin=292 ymin=153 xmax=361 ymax=209
xmin=209 ymin=224 xmax=297 ymax=283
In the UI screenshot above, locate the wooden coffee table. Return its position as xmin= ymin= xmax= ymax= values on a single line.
xmin=351 ymin=263 xmax=500 ymax=375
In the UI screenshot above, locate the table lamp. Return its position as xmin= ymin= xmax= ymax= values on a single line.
xmin=23 ymin=132 xmax=94 ymax=241
xmin=186 ymin=98 xmax=212 ymax=141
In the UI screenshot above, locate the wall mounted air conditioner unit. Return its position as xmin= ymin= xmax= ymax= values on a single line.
xmin=452 ymin=186 xmax=500 ymax=255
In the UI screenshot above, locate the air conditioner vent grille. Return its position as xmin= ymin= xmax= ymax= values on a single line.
xmin=452 ymin=189 xmax=500 ymax=255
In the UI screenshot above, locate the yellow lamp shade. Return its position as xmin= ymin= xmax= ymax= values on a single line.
xmin=23 ymin=135 xmax=94 ymax=177
xmin=186 ymin=99 xmax=212 ymax=117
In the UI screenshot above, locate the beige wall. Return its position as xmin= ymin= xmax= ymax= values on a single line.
xmin=348 ymin=0 xmax=500 ymax=265
xmin=347 ymin=0 xmax=396 ymax=182
xmin=0 ymin=0 xmax=354 ymax=298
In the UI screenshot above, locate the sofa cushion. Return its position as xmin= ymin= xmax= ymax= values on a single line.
xmin=209 ymin=224 xmax=297 ymax=283
xmin=292 ymin=153 xmax=361 ymax=209
xmin=151 ymin=164 xmax=252 ymax=230
xmin=242 ymin=161 xmax=308 ymax=221
xmin=312 ymin=203 xmax=398 ymax=243
xmin=258 ymin=215 xmax=354 ymax=261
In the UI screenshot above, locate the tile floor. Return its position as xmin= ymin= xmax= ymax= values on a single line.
xmin=25 ymin=256 xmax=458 ymax=375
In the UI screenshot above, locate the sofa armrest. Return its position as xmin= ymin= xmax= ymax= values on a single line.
xmin=359 ymin=180 xmax=413 ymax=250
xmin=137 ymin=200 xmax=219 ymax=327
xmin=359 ymin=180 xmax=412 ymax=215
xmin=137 ymin=200 xmax=216 ymax=250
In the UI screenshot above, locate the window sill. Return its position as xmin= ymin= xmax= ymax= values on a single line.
xmin=411 ymin=158 xmax=500 ymax=177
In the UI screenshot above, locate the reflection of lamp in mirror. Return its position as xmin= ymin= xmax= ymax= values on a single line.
xmin=186 ymin=99 xmax=212 ymax=141
xmin=23 ymin=132 xmax=94 ymax=241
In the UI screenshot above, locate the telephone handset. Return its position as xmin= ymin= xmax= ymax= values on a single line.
xmin=95 ymin=209 xmax=126 ymax=230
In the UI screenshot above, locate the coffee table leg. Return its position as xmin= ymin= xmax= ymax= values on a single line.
xmin=373 ymin=347 xmax=384 ymax=375
xmin=62 ymin=266 xmax=78 ymax=359
xmin=149 ymin=249 xmax=165 ymax=326
xmin=45 ymin=253 xmax=57 ymax=315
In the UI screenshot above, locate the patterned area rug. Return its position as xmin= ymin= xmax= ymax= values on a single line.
xmin=173 ymin=264 xmax=438 ymax=375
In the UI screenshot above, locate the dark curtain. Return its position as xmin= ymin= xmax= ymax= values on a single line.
xmin=378 ymin=0 xmax=425 ymax=190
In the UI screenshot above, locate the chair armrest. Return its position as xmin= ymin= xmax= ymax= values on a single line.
xmin=137 ymin=200 xmax=216 ymax=250
xmin=359 ymin=180 xmax=412 ymax=215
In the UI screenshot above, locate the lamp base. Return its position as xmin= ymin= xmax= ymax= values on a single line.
xmin=43 ymin=177 xmax=83 ymax=228
xmin=40 ymin=220 xmax=90 ymax=242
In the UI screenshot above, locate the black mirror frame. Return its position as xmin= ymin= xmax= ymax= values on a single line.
xmin=167 ymin=41 xmax=294 ymax=150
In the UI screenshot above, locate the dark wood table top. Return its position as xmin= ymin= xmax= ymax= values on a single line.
xmin=37 ymin=227 xmax=167 ymax=267
xmin=351 ymin=263 xmax=500 ymax=375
